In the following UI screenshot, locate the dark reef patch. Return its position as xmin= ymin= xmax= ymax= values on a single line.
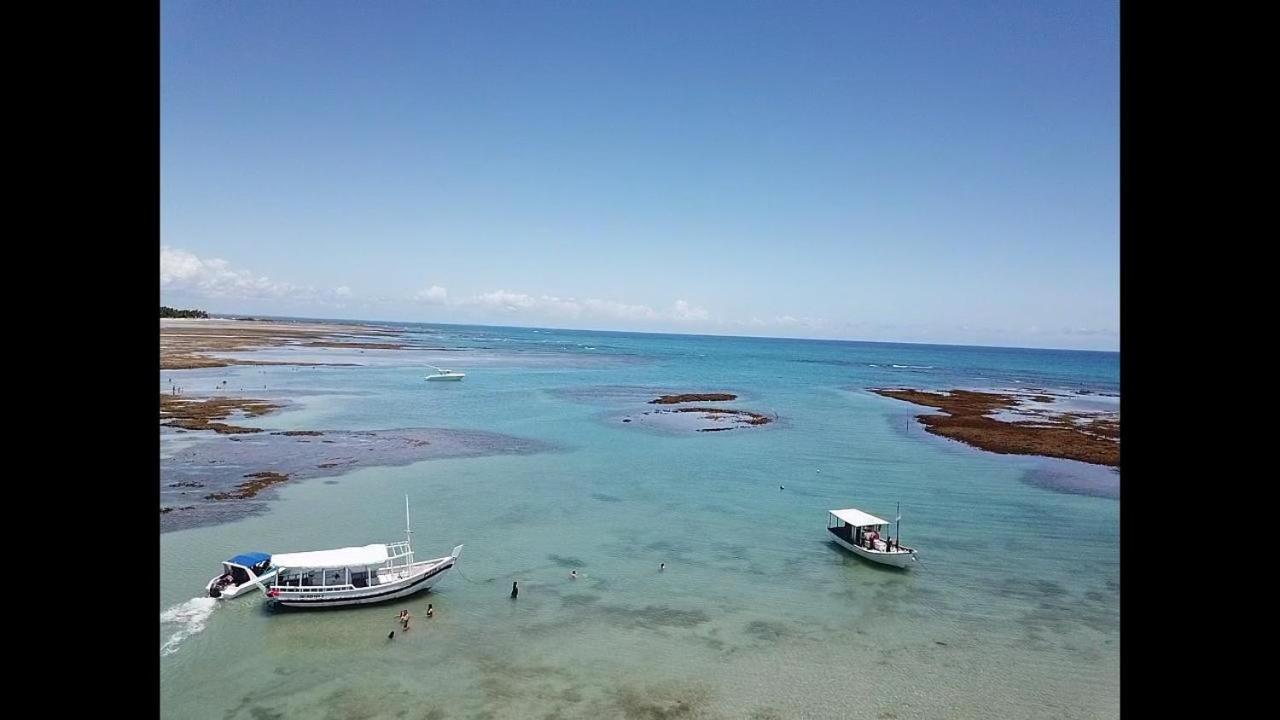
xmin=160 ymin=427 xmax=554 ymax=533
xmin=872 ymin=388 xmax=1119 ymax=468
xmin=650 ymin=393 xmax=737 ymax=404
xmin=743 ymin=620 xmax=790 ymax=642
xmin=610 ymin=681 xmax=712 ymax=720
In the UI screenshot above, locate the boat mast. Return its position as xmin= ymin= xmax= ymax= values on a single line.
xmin=405 ymin=494 xmax=413 ymax=549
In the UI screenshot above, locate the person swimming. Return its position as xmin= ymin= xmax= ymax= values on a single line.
xmin=660 ymin=562 xmax=665 ymax=571
xmin=426 ymin=604 xmax=434 ymax=618
xmin=570 ymin=570 xmax=577 ymax=580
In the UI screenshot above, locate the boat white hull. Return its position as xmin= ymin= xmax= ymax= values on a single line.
xmin=206 ymin=569 xmax=279 ymax=599
xmin=831 ymin=534 xmax=916 ymax=568
xmin=425 ymin=374 xmax=464 ymax=381
xmin=270 ymin=553 xmax=459 ymax=609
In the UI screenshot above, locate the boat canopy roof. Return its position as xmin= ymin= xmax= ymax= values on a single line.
xmin=228 ymin=552 xmax=271 ymax=567
xmin=829 ymin=508 xmax=890 ymax=527
xmin=272 ymin=544 xmax=389 ymax=569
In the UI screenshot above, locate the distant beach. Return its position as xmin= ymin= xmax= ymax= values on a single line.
xmin=160 ymin=318 xmax=403 ymax=369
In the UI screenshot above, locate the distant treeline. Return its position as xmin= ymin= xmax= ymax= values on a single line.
xmin=160 ymin=306 xmax=208 ymax=319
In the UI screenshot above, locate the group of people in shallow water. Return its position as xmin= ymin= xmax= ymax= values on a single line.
xmin=394 ymin=562 xmax=668 ymax=637
xmin=511 ymin=562 xmax=666 ymax=598
xmin=387 ymin=604 xmax=435 ymax=639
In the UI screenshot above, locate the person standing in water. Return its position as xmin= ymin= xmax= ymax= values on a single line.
xmin=570 ymin=570 xmax=577 ymax=580
xmin=660 ymin=562 xmax=665 ymax=571
xmin=510 ymin=581 xmax=519 ymax=599
xmin=426 ymin=604 xmax=434 ymax=618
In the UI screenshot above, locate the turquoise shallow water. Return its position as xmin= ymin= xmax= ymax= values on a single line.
xmin=160 ymin=324 xmax=1119 ymax=720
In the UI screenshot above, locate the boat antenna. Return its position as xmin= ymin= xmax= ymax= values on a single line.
xmin=896 ymin=501 xmax=902 ymax=545
xmin=426 ymin=364 xmax=444 ymax=373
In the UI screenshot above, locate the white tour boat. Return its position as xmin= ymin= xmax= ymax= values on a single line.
xmin=265 ymin=497 xmax=463 ymax=609
xmin=206 ymin=552 xmax=279 ymax=599
xmin=827 ymin=504 xmax=917 ymax=569
xmin=424 ymin=365 xmax=465 ymax=381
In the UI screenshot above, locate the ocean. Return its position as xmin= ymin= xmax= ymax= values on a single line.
xmin=160 ymin=323 xmax=1119 ymax=719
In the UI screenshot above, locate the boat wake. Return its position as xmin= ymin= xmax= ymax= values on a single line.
xmin=160 ymin=597 xmax=218 ymax=657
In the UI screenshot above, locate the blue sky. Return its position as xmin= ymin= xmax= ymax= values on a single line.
xmin=161 ymin=1 xmax=1118 ymax=351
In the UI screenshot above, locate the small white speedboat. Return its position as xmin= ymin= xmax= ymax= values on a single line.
xmin=827 ymin=505 xmax=917 ymax=568
xmin=264 ymin=497 xmax=463 ymax=609
xmin=206 ymin=552 xmax=279 ymax=599
xmin=424 ymin=364 xmax=465 ymax=381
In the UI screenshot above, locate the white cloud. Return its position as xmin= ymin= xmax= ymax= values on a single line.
xmin=671 ymin=300 xmax=709 ymax=322
xmin=471 ymin=290 xmax=541 ymax=312
xmin=161 ymin=247 xmax=861 ymax=339
xmin=469 ymin=291 xmax=588 ymax=318
xmin=741 ymin=314 xmax=826 ymax=331
xmin=414 ymin=285 xmax=449 ymax=304
xmin=160 ymin=247 xmax=302 ymax=299
xmin=441 ymin=290 xmax=708 ymax=326
xmin=159 ymin=247 xmax=359 ymax=308
xmin=1061 ymin=326 xmax=1117 ymax=337
xmin=582 ymin=298 xmax=659 ymax=321
xmin=159 ymin=247 xmax=209 ymax=285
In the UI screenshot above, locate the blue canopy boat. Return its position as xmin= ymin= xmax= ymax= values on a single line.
xmin=206 ymin=552 xmax=278 ymax=599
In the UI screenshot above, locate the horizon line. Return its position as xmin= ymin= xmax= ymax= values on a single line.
xmin=169 ymin=309 xmax=1120 ymax=354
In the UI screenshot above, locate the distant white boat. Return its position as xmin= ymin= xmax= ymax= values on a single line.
xmin=206 ymin=552 xmax=279 ymax=599
xmin=265 ymin=497 xmax=463 ymax=609
xmin=424 ymin=364 xmax=465 ymax=381
xmin=827 ymin=504 xmax=917 ymax=569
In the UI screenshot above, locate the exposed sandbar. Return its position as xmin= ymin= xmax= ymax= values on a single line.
xmin=204 ymin=471 xmax=291 ymax=501
xmin=160 ymin=318 xmax=403 ymax=369
xmin=159 ymin=394 xmax=280 ymax=434
xmin=650 ymin=393 xmax=738 ymax=404
xmin=674 ymin=407 xmax=773 ymax=427
xmin=872 ymin=388 xmax=1119 ymax=467
xmin=627 ymin=406 xmax=775 ymax=433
